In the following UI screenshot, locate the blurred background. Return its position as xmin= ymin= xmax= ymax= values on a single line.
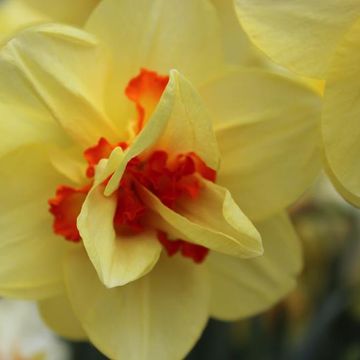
xmin=1 ymin=174 xmax=360 ymax=360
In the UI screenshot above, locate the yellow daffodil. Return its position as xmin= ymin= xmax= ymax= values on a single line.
xmin=234 ymin=0 xmax=360 ymax=207
xmin=0 ymin=0 xmax=321 ymax=358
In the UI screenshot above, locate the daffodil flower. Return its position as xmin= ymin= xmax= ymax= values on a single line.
xmin=0 ymin=0 xmax=320 ymax=358
xmin=234 ymin=0 xmax=360 ymax=207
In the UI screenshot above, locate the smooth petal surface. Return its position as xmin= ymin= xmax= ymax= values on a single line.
xmin=210 ymin=0 xmax=262 ymax=67
xmin=235 ymin=0 xmax=360 ymax=78
xmin=0 ymin=24 xmax=119 ymax=149
xmin=78 ymin=184 xmax=162 ymax=288
xmin=65 ymin=248 xmax=210 ymax=360
xmin=0 ymin=146 xmax=72 ymax=299
xmin=105 ymin=70 xmax=220 ymax=195
xmin=0 ymin=0 xmax=45 ymax=42
xmin=139 ymin=180 xmax=262 ymax=258
xmin=0 ymin=36 xmax=69 ymax=158
xmin=324 ymin=156 xmax=360 ymax=207
xmin=86 ymin=0 xmax=224 ymax=87
xmin=23 ymin=0 xmax=99 ymax=25
xmin=201 ymin=69 xmax=321 ymax=221
xmin=322 ymin=18 xmax=360 ymax=206
xmin=208 ymin=212 xmax=302 ymax=320
xmin=38 ymin=295 xmax=87 ymax=341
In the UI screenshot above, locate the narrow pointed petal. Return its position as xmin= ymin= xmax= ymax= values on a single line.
xmin=322 ymin=18 xmax=360 ymax=205
xmin=65 ymin=248 xmax=210 ymax=360
xmin=208 ymin=212 xmax=302 ymax=320
xmin=139 ymin=180 xmax=262 ymax=258
xmin=201 ymin=69 xmax=321 ymax=221
xmin=0 ymin=24 xmax=119 ymax=149
xmin=78 ymin=184 xmax=162 ymax=288
xmin=105 ymin=70 xmax=220 ymax=196
xmin=235 ymin=0 xmax=360 ymax=79
xmin=0 ymin=146 xmax=72 ymax=299
xmin=38 ymin=295 xmax=87 ymax=341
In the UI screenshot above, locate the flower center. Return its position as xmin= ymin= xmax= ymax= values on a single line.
xmin=48 ymin=69 xmax=216 ymax=263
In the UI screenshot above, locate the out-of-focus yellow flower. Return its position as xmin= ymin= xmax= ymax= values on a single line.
xmin=0 ymin=0 xmax=321 ymax=358
xmin=234 ymin=0 xmax=360 ymax=207
xmin=0 ymin=0 xmax=99 ymax=42
xmin=0 ymin=299 xmax=70 ymax=360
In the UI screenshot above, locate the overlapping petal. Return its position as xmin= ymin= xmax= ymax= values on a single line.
xmin=65 ymin=248 xmax=209 ymax=360
xmin=0 ymin=24 xmax=121 ymax=149
xmin=0 ymin=146 xmax=72 ymax=299
xmin=38 ymin=295 xmax=87 ymax=341
xmin=234 ymin=0 xmax=360 ymax=78
xmin=85 ymin=0 xmax=225 ymax=87
xmin=210 ymin=0 xmax=262 ymax=67
xmin=105 ymin=70 xmax=220 ymax=196
xmin=0 ymin=0 xmax=45 ymax=42
xmin=201 ymin=69 xmax=321 ymax=221
xmin=322 ymin=18 xmax=360 ymax=206
xmin=139 ymin=180 xmax=262 ymax=258
xmin=208 ymin=212 xmax=302 ymax=320
xmin=78 ymin=183 xmax=162 ymax=288
xmin=23 ymin=0 xmax=99 ymax=25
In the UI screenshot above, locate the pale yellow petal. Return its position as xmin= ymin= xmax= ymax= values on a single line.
xmin=208 ymin=212 xmax=302 ymax=320
xmin=105 ymin=70 xmax=220 ymax=196
xmin=86 ymin=0 xmax=224 ymax=87
xmin=48 ymin=145 xmax=87 ymax=185
xmin=0 ymin=23 xmax=119 ymax=149
xmin=234 ymin=0 xmax=360 ymax=79
xmin=0 ymin=51 xmax=68 ymax=158
xmin=0 ymin=146 xmax=72 ymax=299
xmin=78 ymin=183 xmax=162 ymax=288
xmin=210 ymin=0 xmax=263 ymax=67
xmin=139 ymin=180 xmax=262 ymax=258
xmin=201 ymin=69 xmax=321 ymax=221
xmin=65 ymin=248 xmax=210 ymax=360
xmin=23 ymin=0 xmax=99 ymax=25
xmin=322 ymin=18 xmax=360 ymax=205
xmin=0 ymin=0 xmax=45 ymax=43
xmin=323 ymin=155 xmax=360 ymax=207
xmin=38 ymin=295 xmax=87 ymax=341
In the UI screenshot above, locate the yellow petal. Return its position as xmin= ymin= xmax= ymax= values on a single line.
xmin=65 ymin=248 xmax=210 ymax=360
xmin=201 ymin=69 xmax=321 ymax=221
xmin=78 ymin=184 xmax=162 ymax=288
xmin=0 ymin=23 xmax=119 ymax=149
xmin=208 ymin=212 xmax=302 ymax=320
xmin=0 ymin=0 xmax=45 ymax=42
xmin=323 ymin=155 xmax=360 ymax=207
xmin=234 ymin=0 xmax=360 ymax=79
xmin=23 ymin=0 xmax=99 ymax=25
xmin=48 ymin=145 xmax=87 ymax=185
xmin=0 ymin=60 xmax=67 ymax=158
xmin=85 ymin=0 xmax=224 ymax=87
xmin=209 ymin=0 xmax=263 ymax=67
xmin=0 ymin=146 xmax=72 ymax=299
xmin=138 ymin=180 xmax=262 ymax=258
xmin=38 ymin=295 xmax=87 ymax=341
xmin=105 ymin=70 xmax=220 ymax=196
xmin=322 ymin=18 xmax=360 ymax=205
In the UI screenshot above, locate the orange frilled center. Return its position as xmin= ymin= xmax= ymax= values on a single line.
xmin=48 ymin=69 xmax=216 ymax=264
